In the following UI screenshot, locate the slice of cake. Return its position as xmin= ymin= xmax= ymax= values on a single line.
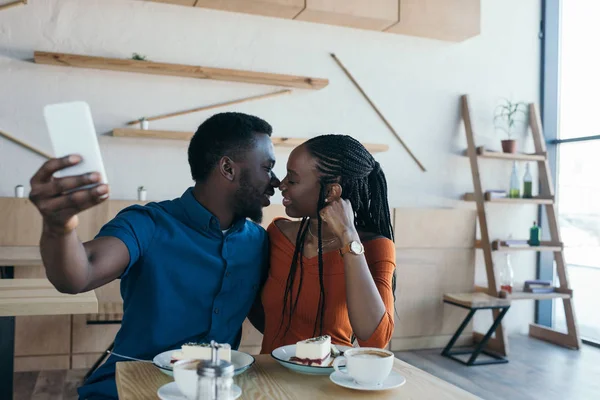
xmin=170 ymin=342 xmax=231 ymax=364
xmin=290 ymin=335 xmax=331 ymax=366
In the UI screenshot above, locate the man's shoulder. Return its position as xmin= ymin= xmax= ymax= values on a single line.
xmin=115 ymin=199 xmax=174 ymax=219
xmin=242 ymin=219 xmax=268 ymax=239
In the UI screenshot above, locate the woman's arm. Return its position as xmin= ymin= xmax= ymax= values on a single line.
xmin=339 ymin=230 xmax=387 ymax=340
xmin=320 ymin=198 xmax=394 ymax=342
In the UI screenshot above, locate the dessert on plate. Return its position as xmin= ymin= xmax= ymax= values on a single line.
xmin=170 ymin=342 xmax=232 ymax=364
xmin=289 ymin=335 xmax=332 ymax=366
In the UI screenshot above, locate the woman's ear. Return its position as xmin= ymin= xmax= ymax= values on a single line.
xmin=325 ymin=183 xmax=342 ymax=202
xmin=219 ymin=156 xmax=236 ymax=182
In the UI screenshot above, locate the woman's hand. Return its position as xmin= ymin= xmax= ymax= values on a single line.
xmin=319 ymin=198 xmax=359 ymax=242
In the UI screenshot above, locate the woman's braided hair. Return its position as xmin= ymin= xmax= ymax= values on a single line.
xmin=275 ymin=134 xmax=395 ymax=342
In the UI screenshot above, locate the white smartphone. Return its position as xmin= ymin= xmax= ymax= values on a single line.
xmin=43 ymin=101 xmax=108 ymax=186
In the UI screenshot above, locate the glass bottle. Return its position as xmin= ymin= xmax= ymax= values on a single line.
xmin=499 ymin=254 xmax=514 ymax=294
xmin=523 ymin=163 xmax=533 ymax=198
xmin=529 ymin=221 xmax=541 ymax=246
xmin=509 ymin=162 xmax=520 ymax=198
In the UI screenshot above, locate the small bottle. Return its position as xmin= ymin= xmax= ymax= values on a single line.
xmin=499 ymin=254 xmax=514 ymax=294
xmin=529 ymin=221 xmax=541 ymax=246
xmin=523 ymin=163 xmax=533 ymax=198
xmin=509 ymin=162 xmax=520 ymax=198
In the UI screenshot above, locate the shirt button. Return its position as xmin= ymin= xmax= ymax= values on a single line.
xmin=225 ymin=272 xmax=231 ymax=277
xmin=214 ymin=308 xmax=220 ymax=314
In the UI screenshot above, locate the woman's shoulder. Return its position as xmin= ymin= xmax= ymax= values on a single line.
xmin=268 ymin=217 xmax=301 ymax=243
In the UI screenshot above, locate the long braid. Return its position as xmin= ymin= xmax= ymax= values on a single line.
xmin=273 ymin=218 xmax=309 ymax=345
xmin=279 ymin=134 xmax=396 ymax=340
xmin=314 ymin=184 xmax=327 ymax=336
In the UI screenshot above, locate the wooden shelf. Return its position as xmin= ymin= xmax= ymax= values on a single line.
xmin=0 ymin=246 xmax=42 ymax=266
xmin=499 ymin=289 xmax=571 ymax=301
xmin=34 ymin=51 xmax=328 ymax=90
xmin=463 ymin=192 xmax=554 ymax=204
xmin=0 ymin=0 xmax=26 ymax=12
xmin=468 ymin=146 xmax=546 ymax=162
xmin=112 ymin=128 xmax=390 ymax=153
xmin=487 ymin=240 xmax=563 ymax=252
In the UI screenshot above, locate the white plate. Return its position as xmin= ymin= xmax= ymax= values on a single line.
xmin=329 ymin=370 xmax=406 ymax=391
xmin=153 ymin=349 xmax=255 ymax=377
xmin=157 ymin=381 xmax=242 ymax=400
xmin=271 ymin=344 xmax=353 ymax=375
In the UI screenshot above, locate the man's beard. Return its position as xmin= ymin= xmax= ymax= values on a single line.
xmin=233 ymin=169 xmax=264 ymax=224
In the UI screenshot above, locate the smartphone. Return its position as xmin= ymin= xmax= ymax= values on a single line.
xmin=43 ymin=101 xmax=108 ymax=186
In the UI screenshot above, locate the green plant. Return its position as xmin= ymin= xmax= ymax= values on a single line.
xmin=138 ymin=186 xmax=145 ymax=191
xmin=132 ymin=53 xmax=147 ymax=61
xmin=494 ymin=99 xmax=528 ymax=139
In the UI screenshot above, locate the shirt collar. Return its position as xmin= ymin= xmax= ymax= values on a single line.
xmin=180 ymin=187 xmax=246 ymax=234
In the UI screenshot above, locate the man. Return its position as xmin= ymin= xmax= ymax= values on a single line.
xmin=28 ymin=112 xmax=280 ymax=399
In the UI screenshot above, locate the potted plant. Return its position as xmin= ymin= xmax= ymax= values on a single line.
xmin=494 ymin=99 xmax=528 ymax=153
xmin=139 ymin=117 xmax=149 ymax=130
xmin=137 ymin=186 xmax=147 ymax=201
xmin=132 ymin=53 xmax=147 ymax=61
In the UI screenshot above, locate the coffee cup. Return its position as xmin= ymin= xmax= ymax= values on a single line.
xmin=332 ymin=347 xmax=394 ymax=386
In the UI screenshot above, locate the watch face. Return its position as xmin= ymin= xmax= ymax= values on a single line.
xmin=350 ymin=241 xmax=363 ymax=254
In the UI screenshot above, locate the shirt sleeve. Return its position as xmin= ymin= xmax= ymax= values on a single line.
xmin=94 ymin=205 xmax=156 ymax=278
xmin=356 ymin=245 xmax=396 ymax=349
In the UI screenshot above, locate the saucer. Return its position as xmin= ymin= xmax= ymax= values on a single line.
xmin=157 ymin=382 xmax=242 ymax=400
xmin=329 ymin=370 xmax=406 ymax=391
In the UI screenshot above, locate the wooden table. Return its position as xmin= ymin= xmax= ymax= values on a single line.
xmin=0 ymin=278 xmax=98 ymax=400
xmin=116 ymin=355 xmax=480 ymax=399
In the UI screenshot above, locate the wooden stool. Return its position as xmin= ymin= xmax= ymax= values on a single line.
xmin=442 ymin=293 xmax=511 ymax=366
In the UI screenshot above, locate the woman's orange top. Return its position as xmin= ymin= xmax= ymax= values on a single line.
xmin=260 ymin=218 xmax=396 ymax=354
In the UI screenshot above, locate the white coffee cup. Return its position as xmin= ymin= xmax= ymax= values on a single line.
xmin=173 ymin=359 xmax=200 ymax=399
xmin=333 ymin=347 xmax=394 ymax=386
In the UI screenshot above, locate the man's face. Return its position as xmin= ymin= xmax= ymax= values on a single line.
xmin=233 ymin=134 xmax=279 ymax=223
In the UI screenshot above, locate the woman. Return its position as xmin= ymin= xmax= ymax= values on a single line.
xmin=259 ymin=134 xmax=396 ymax=354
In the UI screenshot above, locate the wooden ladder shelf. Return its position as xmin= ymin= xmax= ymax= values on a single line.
xmin=456 ymin=94 xmax=581 ymax=355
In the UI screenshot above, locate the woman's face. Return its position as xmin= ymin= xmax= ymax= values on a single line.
xmin=279 ymin=145 xmax=322 ymax=218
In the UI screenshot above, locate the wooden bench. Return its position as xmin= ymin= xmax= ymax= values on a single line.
xmin=441 ymin=292 xmax=511 ymax=366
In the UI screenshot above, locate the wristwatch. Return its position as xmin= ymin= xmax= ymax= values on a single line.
xmin=339 ymin=240 xmax=365 ymax=256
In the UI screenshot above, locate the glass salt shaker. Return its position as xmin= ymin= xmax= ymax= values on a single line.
xmin=196 ymin=341 xmax=234 ymax=400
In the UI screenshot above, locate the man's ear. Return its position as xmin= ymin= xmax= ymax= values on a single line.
xmin=219 ymin=156 xmax=236 ymax=182
xmin=325 ymin=183 xmax=342 ymax=202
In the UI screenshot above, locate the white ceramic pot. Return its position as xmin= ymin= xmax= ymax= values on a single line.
xmin=138 ymin=189 xmax=147 ymax=201
xmin=140 ymin=119 xmax=149 ymax=130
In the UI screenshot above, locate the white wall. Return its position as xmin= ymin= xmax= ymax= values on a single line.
xmin=0 ymin=0 xmax=541 ymax=334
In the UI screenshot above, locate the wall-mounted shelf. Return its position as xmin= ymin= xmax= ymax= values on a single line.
xmin=0 ymin=0 xmax=26 ymax=12
xmin=112 ymin=128 xmax=389 ymax=153
xmin=467 ymin=146 xmax=546 ymax=162
xmin=34 ymin=51 xmax=328 ymax=90
xmin=463 ymin=192 xmax=554 ymax=204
